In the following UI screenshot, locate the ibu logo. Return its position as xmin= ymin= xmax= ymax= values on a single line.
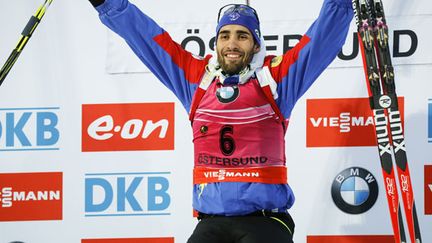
xmin=428 ymin=99 xmax=432 ymax=143
xmin=85 ymin=172 xmax=171 ymax=217
xmin=0 ymin=107 xmax=60 ymax=151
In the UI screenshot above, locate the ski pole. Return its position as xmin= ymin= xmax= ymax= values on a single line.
xmin=0 ymin=0 xmax=54 ymax=86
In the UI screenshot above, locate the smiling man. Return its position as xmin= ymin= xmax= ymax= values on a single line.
xmin=89 ymin=0 xmax=354 ymax=242
xmin=218 ymin=26 xmax=258 ymax=74
xmin=216 ymin=24 xmax=260 ymax=75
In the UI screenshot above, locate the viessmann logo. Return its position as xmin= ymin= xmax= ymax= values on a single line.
xmin=426 ymin=165 xmax=432 ymax=215
xmin=306 ymin=97 xmax=404 ymax=147
xmin=0 ymin=172 xmax=62 ymax=221
xmin=82 ymin=103 xmax=174 ymax=152
xmin=205 ymin=170 xmax=259 ymax=180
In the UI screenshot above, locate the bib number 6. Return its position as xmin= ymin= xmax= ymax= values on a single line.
xmin=219 ymin=125 xmax=235 ymax=156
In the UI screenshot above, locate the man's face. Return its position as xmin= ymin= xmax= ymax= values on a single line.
xmin=216 ymin=24 xmax=260 ymax=76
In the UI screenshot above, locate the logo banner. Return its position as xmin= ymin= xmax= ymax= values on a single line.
xmin=0 ymin=172 xmax=62 ymax=221
xmin=306 ymin=98 xmax=404 ymax=147
xmin=82 ymin=103 xmax=174 ymax=152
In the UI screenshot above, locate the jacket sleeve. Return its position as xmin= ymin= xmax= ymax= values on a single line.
xmin=268 ymin=0 xmax=353 ymax=119
xmin=91 ymin=0 xmax=209 ymax=111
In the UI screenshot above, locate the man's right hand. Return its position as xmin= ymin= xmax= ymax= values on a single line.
xmin=89 ymin=0 xmax=105 ymax=7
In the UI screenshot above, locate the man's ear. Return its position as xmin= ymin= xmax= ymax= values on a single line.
xmin=253 ymin=44 xmax=260 ymax=54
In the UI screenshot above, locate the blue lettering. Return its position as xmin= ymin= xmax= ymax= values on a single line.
xmin=85 ymin=174 xmax=171 ymax=215
xmin=85 ymin=178 xmax=113 ymax=212
xmin=6 ymin=112 xmax=31 ymax=147
xmin=117 ymin=177 xmax=143 ymax=212
xmin=148 ymin=177 xmax=170 ymax=211
xmin=37 ymin=112 xmax=59 ymax=146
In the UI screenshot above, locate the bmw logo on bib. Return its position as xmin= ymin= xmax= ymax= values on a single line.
xmin=216 ymin=86 xmax=240 ymax=103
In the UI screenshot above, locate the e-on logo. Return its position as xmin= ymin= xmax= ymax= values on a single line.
xmin=331 ymin=167 xmax=378 ymax=214
xmin=82 ymin=103 xmax=174 ymax=152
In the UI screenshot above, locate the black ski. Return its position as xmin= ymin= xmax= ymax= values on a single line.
xmin=352 ymin=0 xmax=422 ymax=242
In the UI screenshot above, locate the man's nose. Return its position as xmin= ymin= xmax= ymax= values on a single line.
xmin=226 ymin=38 xmax=239 ymax=49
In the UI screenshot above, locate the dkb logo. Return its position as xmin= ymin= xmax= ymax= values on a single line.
xmin=85 ymin=172 xmax=171 ymax=217
xmin=0 ymin=107 xmax=60 ymax=151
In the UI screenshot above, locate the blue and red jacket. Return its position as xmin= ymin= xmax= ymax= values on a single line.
xmin=93 ymin=0 xmax=353 ymax=216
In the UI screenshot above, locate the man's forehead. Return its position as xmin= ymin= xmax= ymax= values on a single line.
xmin=219 ymin=24 xmax=251 ymax=34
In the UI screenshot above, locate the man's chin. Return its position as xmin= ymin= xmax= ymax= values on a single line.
xmin=222 ymin=68 xmax=241 ymax=76
xmin=221 ymin=63 xmax=243 ymax=75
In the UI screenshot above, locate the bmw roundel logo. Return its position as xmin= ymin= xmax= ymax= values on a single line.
xmin=216 ymin=86 xmax=240 ymax=103
xmin=331 ymin=167 xmax=379 ymax=214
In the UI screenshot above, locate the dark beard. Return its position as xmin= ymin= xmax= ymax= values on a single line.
xmin=217 ymin=49 xmax=254 ymax=76
xmin=218 ymin=57 xmax=245 ymax=75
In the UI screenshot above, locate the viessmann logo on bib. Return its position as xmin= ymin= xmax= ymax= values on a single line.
xmin=306 ymin=97 xmax=404 ymax=147
xmin=82 ymin=103 xmax=174 ymax=152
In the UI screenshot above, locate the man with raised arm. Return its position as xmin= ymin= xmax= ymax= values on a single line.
xmin=88 ymin=0 xmax=353 ymax=242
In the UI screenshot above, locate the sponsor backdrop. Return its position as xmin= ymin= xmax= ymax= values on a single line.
xmin=0 ymin=0 xmax=431 ymax=242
